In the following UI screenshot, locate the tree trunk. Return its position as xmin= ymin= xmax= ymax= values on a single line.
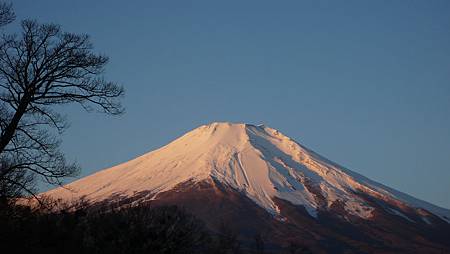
xmin=0 ymin=94 xmax=30 ymax=177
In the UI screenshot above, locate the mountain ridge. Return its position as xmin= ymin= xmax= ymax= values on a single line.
xmin=44 ymin=122 xmax=450 ymax=223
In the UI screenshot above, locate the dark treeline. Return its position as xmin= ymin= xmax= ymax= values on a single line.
xmin=0 ymin=198 xmax=311 ymax=254
xmin=0 ymin=200 xmax=208 ymax=254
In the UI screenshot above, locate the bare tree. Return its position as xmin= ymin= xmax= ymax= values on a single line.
xmin=0 ymin=158 xmax=34 ymax=202
xmin=215 ymin=221 xmax=241 ymax=254
xmin=0 ymin=2 xmax=14 ymax=27
xmin=0 ymin=5 xmax=124 ymax=198
xmin=254 ymin=233 xmax=265 ymax=254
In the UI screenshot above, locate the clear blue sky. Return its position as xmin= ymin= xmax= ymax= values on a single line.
xmin=11 ymin=1 xmax=450 ymax=208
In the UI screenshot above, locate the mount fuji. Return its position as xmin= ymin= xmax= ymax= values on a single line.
xmin=44 ymin=122 xmax=450 ymax=253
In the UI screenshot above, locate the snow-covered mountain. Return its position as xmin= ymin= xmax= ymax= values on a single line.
xmin=44 ymin=122 xmax=450 ymax=253
xmin=45 ymin=122 xmax=449 ymax=222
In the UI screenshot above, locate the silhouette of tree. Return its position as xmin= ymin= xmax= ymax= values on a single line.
xmin=215 ymin=221 xmax=241 ymax=254
xmin=0 ymin=3 xmax=124 ymax=198
xmin=0 ymin=2 xmax=14 ymax=27
xmin=0 ymin=158 xmax=34 ymax=203
xmin=254 ymin=233 xmax=265 ymax=254
xmin=285 ymin=241 xmax=312 ymax=254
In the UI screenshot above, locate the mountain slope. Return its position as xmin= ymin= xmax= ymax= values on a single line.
xmin=46 ymin=122 xmax=450 ymax=222
xmin=44 ymin=122 xmax=450 ymax=253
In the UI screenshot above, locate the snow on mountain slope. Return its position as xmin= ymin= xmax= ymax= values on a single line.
xmin=44 ymin=122 xmax=450 ymax=222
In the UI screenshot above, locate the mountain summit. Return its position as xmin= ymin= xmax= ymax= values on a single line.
xmin=45 ymin=122 xmax=450 ymax=253
xmin=46 ymin=122 xmax=449 ymax=222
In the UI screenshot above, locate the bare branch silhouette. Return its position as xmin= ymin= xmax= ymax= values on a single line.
xmin=0 ymin=6 xmax=124 ymax=199
xmin=0 ymin=2 xmax=14 ymax=27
